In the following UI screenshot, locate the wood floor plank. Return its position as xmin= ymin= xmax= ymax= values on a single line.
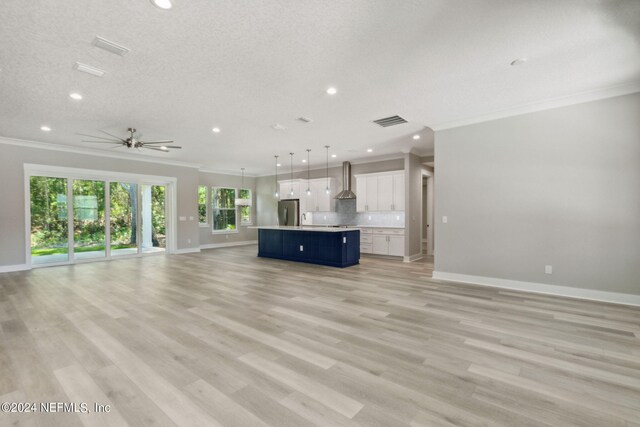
xmin=238 ymin=352 xmax=364 ymax=419
xmin=0 ymin=245 xmax=638 ymax=426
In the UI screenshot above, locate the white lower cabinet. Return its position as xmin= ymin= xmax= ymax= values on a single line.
xmin=360 ymin=228 xmax=404 ymax=257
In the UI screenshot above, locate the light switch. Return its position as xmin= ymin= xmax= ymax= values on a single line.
xmin=179 ymin=216 xmax=187 ymax=221
xmin=545 ymin=265 xmax=553 ymax=274
xmin=189 ymin=216 xmax=194 ymax=221
xmin=442 ymin=216 xmax=448 ymax=223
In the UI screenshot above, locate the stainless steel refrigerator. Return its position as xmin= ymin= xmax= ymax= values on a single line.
xmin=278 ymin=199 xmax=300 ymax=226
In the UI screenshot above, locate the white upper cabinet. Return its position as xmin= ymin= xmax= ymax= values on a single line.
xmin=279 ymin=180 xmax=301 ymax=200
xmin=392 ymin=173 xmax=404 ymax=211
xmin=354 ymin=171 xmax=405 ymax=212
xmin=281 ymin=178 xmax=335 ymax=212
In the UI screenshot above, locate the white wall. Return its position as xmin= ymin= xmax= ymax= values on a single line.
xmin=434 ymin=93 xmax=640 ymax=297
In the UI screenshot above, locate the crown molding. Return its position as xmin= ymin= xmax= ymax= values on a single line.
xmin=0 ymin=135 xmax=203 ymax=169
xmin=199 ymin=168 xmax=259 ymax=178
xmin=431 ymin=81 xmax=640 ymax=131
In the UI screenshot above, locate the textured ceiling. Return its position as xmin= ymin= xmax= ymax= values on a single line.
xmin=0 ymin=0 xmax=638 ymax=175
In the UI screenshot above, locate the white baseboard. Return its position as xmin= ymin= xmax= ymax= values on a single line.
xmin=0 ymin=264 xmax=31 ymax=273
xmin=173 ymin=248 xmax=201 ymax=254
xmin=404 ymin=253 xmax=423 ymax=262
xmin=431 ymin=271 xmax=640 ymax=307
xmin=200 ymin=240 xmax=258 ymax=250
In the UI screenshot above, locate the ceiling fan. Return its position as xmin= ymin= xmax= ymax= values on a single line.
xmin=79 ymin=128 xmax=182 ymax=152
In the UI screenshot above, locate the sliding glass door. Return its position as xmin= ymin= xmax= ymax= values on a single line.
xmin=141 ymin=185 xmax=166 ymax=253
xmin=73 ymin=179 xmax=106 ymax=260
xmin=30 ymin=176 xmax=69 ymax=265
xmin=28 ymin=170 xmax=173 ymax=267
xmin=110 ymin=182 xmax=139 ymax=257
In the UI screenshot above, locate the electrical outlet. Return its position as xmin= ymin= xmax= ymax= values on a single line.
xmin=323 ymin=215 xmax=326 ymax=220
xmin=396 ymin=215 xmax=400 ymax=220
xmin=545 ymin=265 xmax=552 ymax=274
xmin=368 ymin=215 xmax=372 ymax=221
xmin=442 ymin=216 xmax=448 ymax=223
xmin=299 ymin=245 xmax=304 ymax=251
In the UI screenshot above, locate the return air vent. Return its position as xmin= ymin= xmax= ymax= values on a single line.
xmin=93 ymin=36 xmax=130 ymax=56
xmin=373 ymin=115 xmax=408 ymax=127
xmin=73 ymin=62 xmax=105 ymax=77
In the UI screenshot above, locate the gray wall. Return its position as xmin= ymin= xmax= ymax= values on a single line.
xmin=434 ymin=93 xmax=640 ymax=295
xmin=198 ymin=171 xmax=258 ymax=245
xmin=0 ymin=142 xmax=201 ymax=266
xmin=405 ymin=153 xmax=422 ymax=259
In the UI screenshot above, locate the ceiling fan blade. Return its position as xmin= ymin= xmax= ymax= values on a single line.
xmin=140 ymin=139 xmax=174 ymax=144
xmin=77 ymin=133 xmax=121 ymax=141
xmin=145 ymin=147 xmax=169 ymax=152
xmin=82 ymin=140 xmax=123 ymax=144
xmin=99 ymin=129 xmax=126 ymax=142
xmin=159 ymin=145 xmax=182 ymax=149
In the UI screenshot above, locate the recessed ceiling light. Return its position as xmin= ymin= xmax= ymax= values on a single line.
xmin=212 ymin=127 xmax=220 ymax=133
xmin=277 ymin=163 xmax=281 ymax=167
xmin=40 ymin=126 xmax=51 ymax=132
xmin=331 ymin=154 xmax=337 ymax=158
xmin=69 ymin=92 xmax=83 ymax=100
xmin=413 ymin=134 xmax=420 ymax=140
xmin=326 ymin=87 xmax=337 ymax=95
xmin=367 ymin=148 xmax=373 ymax=153
xmin=302 ymin=159 xmax=307 ymax=163
xmin=510 ymin=58 xmax=527 ymax=66
xmin=151 ymin=0 xmax=172 ymax=10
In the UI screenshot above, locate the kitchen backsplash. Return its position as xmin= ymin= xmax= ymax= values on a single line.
xmin=309 ymin=199 xmax=405 ymax=227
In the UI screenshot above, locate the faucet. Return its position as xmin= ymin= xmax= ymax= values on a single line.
xmin=301 ymin=212 xmax=307 ymax=222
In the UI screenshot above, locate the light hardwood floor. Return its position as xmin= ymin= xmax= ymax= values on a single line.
xmin=1 ymin=245 xmax=639 ymax=426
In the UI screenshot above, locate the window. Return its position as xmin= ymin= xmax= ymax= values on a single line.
xmin=239 ymin=188 xmax=252 ymax=225
xmin=212 ymin=187 xmax=236 ymax=232
xmin=198 ymin=185 xmax=208 ymax=225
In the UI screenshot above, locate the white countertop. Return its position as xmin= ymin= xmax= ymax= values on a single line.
xmin=356 ymin=225 xmax=405 ymax=229
xmin=250 ymin=226 xmax=361 ymax=232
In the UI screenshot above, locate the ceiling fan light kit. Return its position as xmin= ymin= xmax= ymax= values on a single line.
xmin=80 ymin=127 xmax=182 ymax=152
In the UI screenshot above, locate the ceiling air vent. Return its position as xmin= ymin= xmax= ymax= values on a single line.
xmin=93 ymin=36 xmax=130 ymax=56
xmin=73 ymin=62 xmax=106 ymax=77
xmin=297 ymin=116 xmax=313 ymax=123
xmin=373 ymin=115 xmax=408 ymax=127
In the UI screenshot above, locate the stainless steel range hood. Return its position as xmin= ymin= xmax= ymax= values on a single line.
xmin=335 ymin=161 xmax=357 ymax=199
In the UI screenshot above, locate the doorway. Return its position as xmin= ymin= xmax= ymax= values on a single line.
xmin=26 ymin=165 xmax=175 ymax=267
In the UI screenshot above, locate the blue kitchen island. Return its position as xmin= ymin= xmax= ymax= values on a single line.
xmin=253 ymin=226 xmax=360 ymax=268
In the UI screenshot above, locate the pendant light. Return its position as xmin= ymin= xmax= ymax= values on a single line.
xmin=234 ymin=168 xmax=252 ymax=206
xmin=325 ymin=145 xmax=330 ymax=194
xmin=305 ymin=149 xmax=311 ymax=196
xmin=274 ymin=155 xmax=279 ymax=197
xmin=289 ymin=152 xmax=294 ymax=197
